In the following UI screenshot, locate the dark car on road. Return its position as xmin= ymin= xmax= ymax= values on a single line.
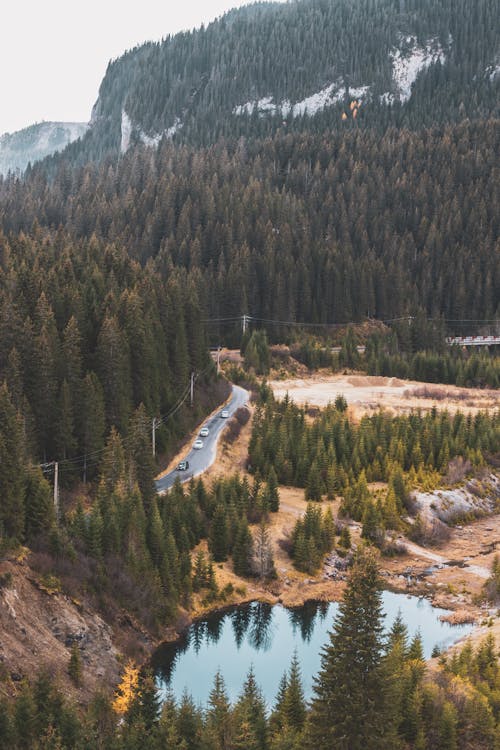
xmin=177 ymin=460 xmax=189 ymax=471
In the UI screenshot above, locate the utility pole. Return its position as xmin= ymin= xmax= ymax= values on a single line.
xmin=152 ymin=417 xmax=159 ymax=457
xmin=190 ymin=371 xmax=195 ymax=407
xmin=216 ymin=346 xmax=221 ymax=375
xmin=242 ymin=314 xmax=248 ymax=335
xmin=53 ymin=461 xmax=59 ymax=522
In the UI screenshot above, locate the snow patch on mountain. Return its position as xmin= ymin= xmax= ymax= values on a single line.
xmin=389 ymin=36 xmax=446 ymax=102
xmin=234 ymin=96 xmax=277 ymax=116
xmin=0 ymin=121 xmax=88 ymax=174
xmin=120 ymin=110 xmax=133 ymax=153
xmin=485 ymin=62 xmax=500 ymax=81
xmin=233 ymin=81 xmax=370 ymax=119
xmin=120 ymin=110 xmax=182 ymax=153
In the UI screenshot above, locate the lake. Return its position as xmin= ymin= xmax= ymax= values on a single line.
xmin=153 ymin=592 xmax=473 ymax=706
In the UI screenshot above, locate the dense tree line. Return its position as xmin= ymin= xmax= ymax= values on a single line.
xmin=0 ymin=229 xmax=216 ymax=474
xmin=2 ymin=121 xmax=498 ymax=333
xmin=364 ymin=325 xmax=500 ymax=388
xmin=289 ymin=318 xmax=500 ymax=389
xmin=249 ymin=393 xmax=499 ymax=511
xmin=2 ymin=548 xmax=499 ymax=748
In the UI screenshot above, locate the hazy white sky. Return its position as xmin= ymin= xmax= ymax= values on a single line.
xmin=0 ymin=0 xmax=286 ymax=134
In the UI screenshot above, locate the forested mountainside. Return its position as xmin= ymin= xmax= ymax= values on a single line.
xmin=45 ymin=0 xmax=499 ymax=166
xmin=0 ymin=122 xmax=87 ymax=175
xmin=2 ymin=120 xmax=498 ymax=330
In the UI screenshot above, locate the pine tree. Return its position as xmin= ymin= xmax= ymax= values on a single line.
xmin=0 ymin=698 xmax=14 ymax=748
xmin=361 ymin=499 xmax=385 ymax=547
xmin=128 ymin=403 xmax=156 ymax=506
xmin=0 ymin=383 xmax=26 ymax=540
xmin=96 ymin=315 xmax=132 ymax=432
xmin=339 ymin=525 xmax=351 ymax=549
xmin=176 ymin=690 xmax=203 ymax=750
xmin=234 ymin=668 xmax=268 ymax=750
xmin=267 ymin=467 xmax=280 ymax=512
xmin=80 ymin=372 xmax=105 ymax=482
xmin=205 ymin=671 xmax=233 ymax=750
xmin=24 ymin=466 xmax=54 ymax=541
xmin=56 ymin=379 xmax=77 ymax=461
xmin=209 ymin=504 xmax=229 ymax=562
xmin=233 ymin=516 xmax=254 ymax=577
xmin=14 ymin=682 xmax=37 ymax=749
xmin=306 ymin=546 xmax=393 ymax=750
xmin=282 ymin=651 xmax=306 ymax=732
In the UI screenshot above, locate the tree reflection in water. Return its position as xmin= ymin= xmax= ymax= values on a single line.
xmin=153 ymin=594 xmax=473 ymax=706
xmin=231 ymin=603 xmax=252 ymax=648
xmin=247 ymin=603 xmax=274 ymax=651
xmin=153 ymin=600 xmax=327 ymax=685
xmin=287 ymin=600 xmax=329 ymax=642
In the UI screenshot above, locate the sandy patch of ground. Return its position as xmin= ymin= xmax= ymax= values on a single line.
xmin=380 ymin=512 xmax=500 ymax=609
xmin=269 ymin=373 xmax=499 ymax=418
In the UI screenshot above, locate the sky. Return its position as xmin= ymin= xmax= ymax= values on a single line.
xmin=0 ymin=0 xmax=286 ymax=135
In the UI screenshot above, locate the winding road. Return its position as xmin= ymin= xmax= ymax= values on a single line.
xmin=155 ymin=384 xmax=249 ymax=494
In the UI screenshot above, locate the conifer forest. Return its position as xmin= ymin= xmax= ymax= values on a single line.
xmin=0 ymin=0 xmax=499 ymax=747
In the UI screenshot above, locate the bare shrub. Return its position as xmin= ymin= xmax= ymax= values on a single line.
xmin=404 ymin=386 xmax=470 ymax=401
xmin=445 ymin=457 xmax=472 ymax=485
xmin=116 ymin=630 xmax=148 ymax=662
xmin=409 ymin=513 xmax=451 ymax=547
xmin=278 ymin=535 xmax=293 ymax=555
xmin=235 ymin=406 xmax=250 ymax=426
xmin=404 ymin=492 xmax=419 ymax=516
xmin=223 ymin=407 xmax=250 ymax=445
xmin=382 ymin=538 xmax=407 ymax=557
xmin=306 ymin=406 xmax=320 ymax=418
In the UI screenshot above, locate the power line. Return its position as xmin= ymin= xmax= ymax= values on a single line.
xmin=203 ymin=312 xmax=499 ymax=328
xmin=34 ymin=367 xmax=212 ymax=475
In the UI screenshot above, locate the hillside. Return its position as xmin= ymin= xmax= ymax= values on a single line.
xmin=2 ymin=120 xmax=499 ymax=330
xmin=0 ymin=122 xmax=87 ymax=175
xmin=46 ymin=0 xmax=500 ymax=167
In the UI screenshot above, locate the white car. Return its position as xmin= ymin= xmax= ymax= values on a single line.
xmin=221 ymin=409 xmax=229 ymax=419
xmin=193 ymin=438 xmax=204 ymax=449
xmin=199 ymin=426 xmax=209 ymax=437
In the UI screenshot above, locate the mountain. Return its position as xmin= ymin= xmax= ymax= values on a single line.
xmin=53 ymin=0 xmax=499 ymax=166
xmin=0 ymin=121 xmax=88 ymax=174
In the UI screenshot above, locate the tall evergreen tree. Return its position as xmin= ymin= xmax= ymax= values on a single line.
xmin=306 ymin=546 xmax=393 ymax=750
xmin=0 ymin=383 xmax=26 ymax=540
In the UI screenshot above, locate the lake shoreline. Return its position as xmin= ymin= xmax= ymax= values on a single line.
xmin=152 ymin=592 xmax=475 ymax=706
xmin=159 ymin=575 xmax=481 ymax=651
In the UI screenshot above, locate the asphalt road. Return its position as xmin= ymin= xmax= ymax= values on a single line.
xmin=155 ymin=384 xmax=249 ymax=493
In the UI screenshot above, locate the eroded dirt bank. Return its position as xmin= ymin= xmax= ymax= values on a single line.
xmin=0 ymin=555 xmax=127 ymax=700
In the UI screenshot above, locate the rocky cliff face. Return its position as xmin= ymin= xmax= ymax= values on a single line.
xmin=0 ymin=554 xmax=147 ymax=700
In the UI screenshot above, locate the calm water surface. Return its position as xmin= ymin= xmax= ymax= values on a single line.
xmin=153 ymin=592 xmax=473 ymax=706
